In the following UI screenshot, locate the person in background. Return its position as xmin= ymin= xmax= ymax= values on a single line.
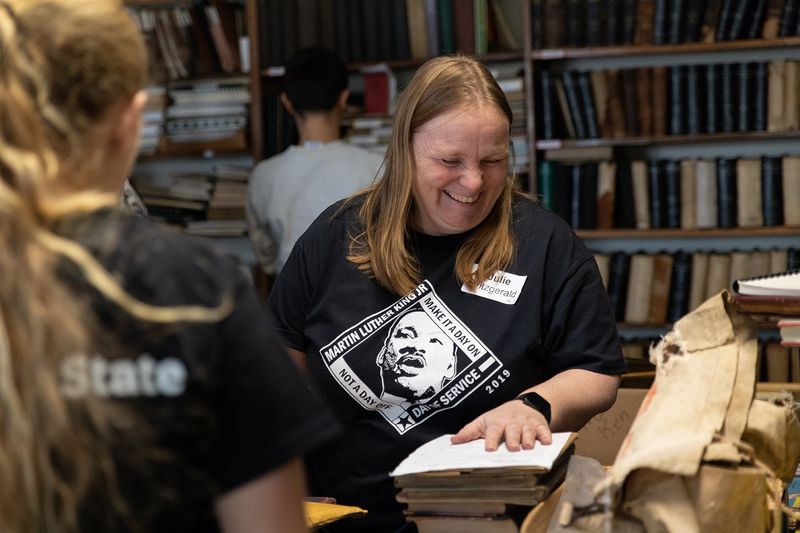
xmin=0 ymin=1 xmax=337 ymax=532
xmin=247 ymin=47 xmax=384 ymax=276
xmin=268 ymin=55 xmax=626 ymax=532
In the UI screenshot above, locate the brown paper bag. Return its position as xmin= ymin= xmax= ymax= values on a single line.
xmin=581 ymin=291 xmax=798 ymax=532
xmin=604 ymin=292 xmax=757 ymax=490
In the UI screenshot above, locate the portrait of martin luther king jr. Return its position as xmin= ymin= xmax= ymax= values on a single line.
xmin=376 ymin=310 xmax=457 ymax=406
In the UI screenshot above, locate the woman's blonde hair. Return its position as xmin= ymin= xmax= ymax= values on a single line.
xmin=0 ymin=1 xmax=229 ymax=531
xmin=348 ymin=55 xmax=526 ymax=295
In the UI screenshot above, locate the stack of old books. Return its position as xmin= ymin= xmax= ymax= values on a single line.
xmin=729 ymin=270 xmax=800 ymax=387
xmin=391 ymin=433 xmax=575 ymax=533
xmin=730 ymin=269 xmax=800 ymax=317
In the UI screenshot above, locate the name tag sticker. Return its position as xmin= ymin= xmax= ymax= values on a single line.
xmin=461 ymin=269 xmax=527 ymax=305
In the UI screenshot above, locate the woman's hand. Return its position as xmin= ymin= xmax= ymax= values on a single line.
xmin=450 ymin=399 xmax=552 ymax=451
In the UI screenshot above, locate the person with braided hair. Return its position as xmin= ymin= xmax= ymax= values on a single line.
xmin=0 ymin=1 xmax=337 ymax=531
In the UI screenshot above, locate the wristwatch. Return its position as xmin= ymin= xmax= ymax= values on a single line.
xmin=515 ymin=391 xmax=551 ymax=424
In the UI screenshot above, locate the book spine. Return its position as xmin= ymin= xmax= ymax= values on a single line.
xmin=668 ymin=0 xmax=687 ymax=44
xmin=716 ymin=157 xmax=738 ymax=228
xmin=720 ymin=62 xmax=736 ymax=132
xmin=761 ymin=156 xmax=785 ymax=226
xmin=648 ymin=159 xmax=665 ymax=229
xmin=652 ymin=66 xmax=668 ymax=136
xmin=736 ymin=62 xmax=753 ymax=132
xmin=715 ymin=0 xmax=734 ymax=41
xmin=684 ymin=0 xmax=705 ymax=41
xmin=438 ymin=0 xmax=456 ymax=54
xmin=668 ymin=65 xmax=686 ymax=135
xmin=562 ymin=70 xmax=588 ymax=139
xmin=780 ymin=0 xmax=800 ymax=37
xmin=632 ymin=160 xmax=651 ymax=229
xmin=608 ymin=251 xmax=631 ymax=321
xmin=538 ymin=160 xmax=555 ymax=210
xmin=695 ymin=159 xmax=718 ymax=228
xmin=748 ymin=0 xmax=768 ymax=38
xmin=652 ymin=0 xmax=669 ymax=44
xmin=648 ymin=253 xmax=674 ymax=324
xmin=685 ymin=64 xmax=702 ymax=134
xmin=752 ymin=61 xmax=768 ymax=131
xmin=664 ymin=159 xmax=682 ymax=228
xmin=783 ymin=156 xmax=800 ymax=226
xmin=705 ymin=64 xmax=719 ymax=133
xmin=625 ymin=253 xmax=655 ymax=324
xmin=577 ymin=71 xmax=600 ymax=139
xmin=564 ymin=0 xmax=585 ymax=47
xmin=705 ymin=252 xmax=732 ymax=299
xmin=680 ymin=159 xmax=697 ymax=229
xmin=605 ymin=0 xmax=621 ymax=45
xmin=597 ymin=161 xmax=617 ymax=229
xmin=543 ymin=0 xmax=566 ymax=48
xmin=614 ymin=161 xmax=638 ymax=228
xmin=635 ymin=0 xmax=655 ymax=44
xmin=581 ymin=163 xmax=600 ymax=229
xmin=688 ymin=252 xmax=710 ymax=310
xmin=636 ymin=68 xmax=654 ymax=136
xmin=667 ymin=251 xmax=693 ymax=323
xmin=768 ymin=60 xmax=786 ymax=132
xmin=586 ymin=0 xmax=605 ymax=46
xmin=531 ymin=0 xmax=544 ymax=49
xmin=736 ymin=158 xmax=764 ymax=227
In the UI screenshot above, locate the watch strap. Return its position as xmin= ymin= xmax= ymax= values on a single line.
xmin=515 ymin=391 xmax=552 ymax=424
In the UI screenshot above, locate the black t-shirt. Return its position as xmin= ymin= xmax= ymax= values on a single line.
xmin=56 ymin=209 xmax=339 ymax=532
xmin=269 ymin=197 xmax=625 ymax=532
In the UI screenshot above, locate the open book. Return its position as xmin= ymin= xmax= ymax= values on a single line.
xmin=390 ymin=433 xmax=576 ymax=477
xmin=733 ymin=270 xmax=800 ymax=297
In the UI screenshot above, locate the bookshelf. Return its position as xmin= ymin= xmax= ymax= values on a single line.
xmin=122 ymin=0 xmax=254 ymax=255
xmin=521 ymin=0 xmax=800 ymax=381
xmin=246 ymin=0 xmax=527 ymax=162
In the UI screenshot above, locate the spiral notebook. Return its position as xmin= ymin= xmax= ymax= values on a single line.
xmin=733 ymin=270 xmax=800 ymax=297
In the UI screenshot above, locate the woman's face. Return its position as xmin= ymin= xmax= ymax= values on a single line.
xmin=410 ymin=104 xmax=510 ymax=235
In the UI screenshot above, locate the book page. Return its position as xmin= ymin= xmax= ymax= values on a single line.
xmin=390 ymin=433 xmax=574 ymax=477
xmin=735 ymin=271 xmax=800 ymax=296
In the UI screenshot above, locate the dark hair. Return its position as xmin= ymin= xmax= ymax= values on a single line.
xmin=282 ymin=47 xmax=348 ymax=115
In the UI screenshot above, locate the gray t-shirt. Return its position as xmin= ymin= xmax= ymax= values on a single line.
xmin=247 ymin=140 xmax=383 ymax=274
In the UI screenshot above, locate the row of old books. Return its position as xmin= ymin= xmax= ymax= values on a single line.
xmin=538 ymin=156 xmax=800 ymax=231
xmin=127 ymin=0 xmax=247 ymax=83
xmin=594 ymin=248 xmax=800 ymax=325
xmin=258 ymin=0 xmax=522 ymax=68
xmin=537 ymin=60 xmax=800 ymax=141
xmin=130 ymin=164 xmax=249 ymax=236
xmin=531 ymin=0 xmax=800 ymax=50
xmin=164 ymin=76 xmax=250 ymax=155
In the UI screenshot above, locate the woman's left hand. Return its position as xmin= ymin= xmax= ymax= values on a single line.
xmin=450 ymin=399 xmax=553 ymax=451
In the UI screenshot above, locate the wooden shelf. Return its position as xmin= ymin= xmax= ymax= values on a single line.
xmin=529 ymin=37 xmax=800 ymax=61
xmin=536 ymin=130 xmax=800 ymax=150
xmin=138 ymin=130 xmax=250 ymax=160
xmin=260 ymin=51 xmax=524 ymax=78
xmin=576 ymin=227 xmax=800 ymax=239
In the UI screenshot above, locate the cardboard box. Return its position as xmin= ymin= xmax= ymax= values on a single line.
xmin=574 ymin=388 xmax=649 ymax=465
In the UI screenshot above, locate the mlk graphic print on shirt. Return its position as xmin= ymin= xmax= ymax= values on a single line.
xmin=319 ymin=281 xmax=502 ymax=434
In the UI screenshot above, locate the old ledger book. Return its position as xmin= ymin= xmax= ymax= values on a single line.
xmin=392 ymin=433 xmax=574 ymax=533
xmin=734 ymin=270 xmax=800 ymax=297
